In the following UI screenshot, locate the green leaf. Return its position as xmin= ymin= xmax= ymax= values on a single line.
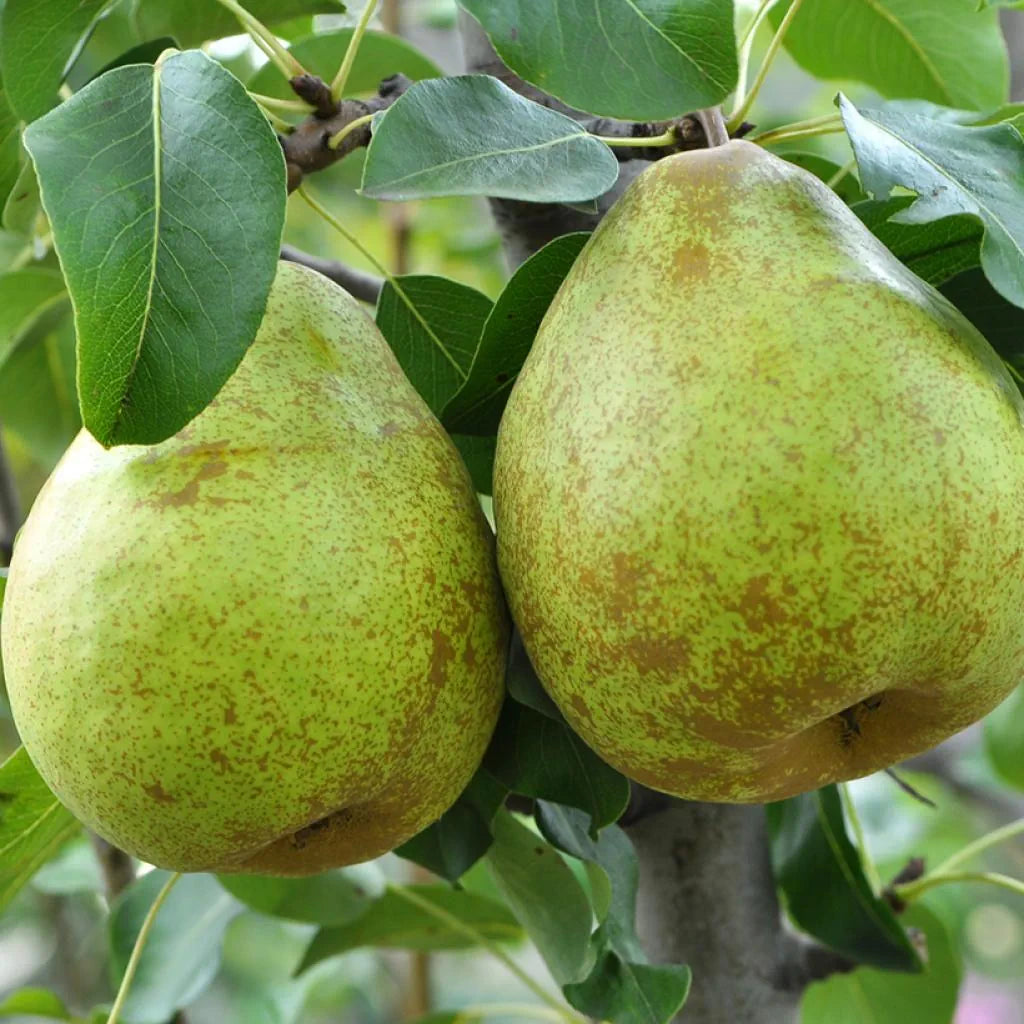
xmin=83 ymin=37 xmax=180 ymax=85
xmin=458 ymin=0 xmax=738 ymax=120
xmin=31 ymin=836 xmax=105 ymax=895
xmin=0 ymin=268 xmax=68 ymax=370
xmin=3 ymin=153 xmax=41 ymax=237
xmin=247 ymin=29 xmax=441 ymax=119
xmin=839 ymin=96 xmax=1024 ymax=309
xmin=770 ymin=0 xmax=1008 ymax=111
xmin=853 ymin=197 xmax=982 ymax=288
xmin=0 ymin=304 xmax=80 ymax=467
xmin=24 ymin=49 xmax=286 ymax=447
xmin=216 ymin=864 xmax=384 ymax=925
xmin=450 ymin=433 xmax=496 ymax=495
xmin=375 ymin=274 xmax=492 ymax=416
xmin=940 ymin=266 xmax=1024 ymax=363
xmin=0 ymin=747 xmax=80 ymax=915
xmin=767 ymin=787 xmax=922 ymax=971
xmin=109 ymin=871 xmax=241 ymax=1024
xmin=0 ymin=0 xmax=110 ymax=122
xmin=566 ymin=951 xmax=691 ymax=1024
xmin=801 ymin=905 xmax=960 ymax=1024
xmin=362 ymin=75 xmax=620 ymax=203
xmin=485 ymin=808 xmax=594 ymax=985
xmin=135 ymin=0 xmax=345 ymax=48
xmin=0 ymin=987 xmax=70 ymax=1019
xmin=485 ymin=702 xmax=629 ymax=831
xmin=781 ymin=153 xmax=865 ymax=205
xmin=505 ymin=631 xmax=563 ymax=721
xmin=984 ymin=684 xmax=1024 ymax=789
xmin=443 ymin=232 xmax=589 ymax=435
xmin=0 ymin=78 xmax=22 ymax=214
xmin=395 ymin=768 xmax=507 ymax=882
xmin=298 ymin=883 xmax=523 ymax=972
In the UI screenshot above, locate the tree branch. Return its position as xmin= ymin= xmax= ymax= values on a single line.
xmin=280 ymin=244 xmax=384 ymax=303
xmin=0 ymin=429 xmax=21 ymax=567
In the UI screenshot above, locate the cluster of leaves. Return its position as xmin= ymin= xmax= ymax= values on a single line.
xmin=0 ymin=0 xmax=1023 ymax=1022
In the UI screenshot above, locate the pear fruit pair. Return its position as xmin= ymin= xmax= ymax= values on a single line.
xmin=495 ymin=140 xmax=1024 ymax=803
xmin=2 ymin=262 xmax=508 ymax=874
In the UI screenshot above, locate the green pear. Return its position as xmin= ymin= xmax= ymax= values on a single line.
xmin=494 ymin=140 xmax=1024 ymax=803
xmin=2 ymin=261 xmax=508 ymax=874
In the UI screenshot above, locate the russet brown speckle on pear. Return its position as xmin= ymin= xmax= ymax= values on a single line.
xmin=3 ymin=261 xmax=509 ymax=874
xmin=494 ymin=140 xmax=1024 ymax=803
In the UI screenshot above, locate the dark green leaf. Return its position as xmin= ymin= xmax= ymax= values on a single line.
xmin=565 ymin=950 xmax=691 ymax=1024
xmin=451 ymin=433 xmax=496 ymax=495
xmin=298 ymin=883 xmax=522 ymax=972
xmin=443 ymin=232 xmax=588 ymax=435
xmin=940 ymin=267 xmax=1024 ymax=366
xmin=84 ymin=37 xmax=179 ymax=85
xmin=247 ymin=29 xmax=441 ymax=119
xmin=853 ymin=197 xmax=982 ymax=288
xmin=135 ymin=0 xmax=345 ymax=48
xmin=0 ymin=304 xmax=79 ymax=467
xmin=0 ymin=987 xmax=70 ymax=1019
xmin=24 ymin=49 xmax=286 ymax=446
xmin=767 ymin=787 xmax=921 ymax=971
xmin=840 ymin=96 xmax=1024 ymax=308
xmin=505 ymin=631 xmax=562 ymax=720
xmin=109 ymin=871 xmax=240 ymax=1024
xmin=984 ymin=684 xmax=1024 ymax=789
xmin=395 ymin=768 xmax=507 ymax=881
xmin=0 ymin=747 xmax=79 ymax=915
xmin=801 ymin=906 xmax=960 ymax=1024
xmin=216 ymin=864 xmax=383 ymax=925
xmin=362 ymin=76 xmax=620 ymax=203
xmin=0 ymin=0 xmax=109 ymax=121
xmin=486 ymin=702 xmax=629 ymax=831
xmin=782 ymin=153 xmax=865 ymax=204
xmin=0 ymin=268 xmax=68 ymax=369
xmin=0 ymin=78 xmax=22 ymax=214
xmin=458 ymin=0 xmax=738 ymax=120
xmin=375 ymin=274 xmax=491 ymax=416
xmin=770 ymin=0 xmax=1008 ymax=111
xmin=485 ymin=808 xmax=593 ymax=985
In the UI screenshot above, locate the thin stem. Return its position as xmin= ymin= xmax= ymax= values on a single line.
xmin=896 ymin=870 xmax=1024 ymax=903
xmin=214 ymin=0 xmax=306 ymax=80
xmin=592 ymin=127 xmax=678 ymax=149
xmin=297 ymin=187 xmax=469 ymax=380
xmin=106 ymin=873 xmax=182 ymax=1024
xmin=697 ymin=107 xmax=730 ymax=147
xmin=734 ymin=0 xmax=777 ymax=106
xmin=330 ymin=0 xmax=380 ymax=101
xmin=825 ymin=156 xmax=857 ymax=191
xmin=752 ymin=119 xmax=845 ymax=147
xmin=840 ymin=785 xmax=883 ymax=897
xmin=389 ymin=885 xmax=582 ymax=1023
xmin=930 ymin=818 xmax=1024 ymax=877
xmin=248 ymin=92 xmax=314 ymax=113
xmin=253 ymin=102 xmax=291 ymax=133
xmin=728 ymin=0 xmax=807 ymax=131
xmin=328 ymin=111 xmax=377 ymax=150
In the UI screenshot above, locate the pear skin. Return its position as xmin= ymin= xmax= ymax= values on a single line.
xmin=3 ymin=261 xmax=508 ymax=873
xmin=494 ymin=140 xmax=1024 ymax=802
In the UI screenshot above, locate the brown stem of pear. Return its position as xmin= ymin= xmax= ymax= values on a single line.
xmin=696 ymin=107 xmax=730 ymax=148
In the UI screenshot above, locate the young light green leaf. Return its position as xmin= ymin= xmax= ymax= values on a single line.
xmin=375 ymin=274 xmax=492 ymax=415
xmin=767 ymin=786 xmax=921 ymax=971
xmin=217 ymin=865 xmax=384 ymax=926
xmin=298 ymin=883 xmax=523 ymax=972
xmin=801 ymin=906 xmax=960 ymax=1024
xmin=109 ymin=871 xmax=241 ymax=1024
xmin=853 ymin=197 xmax=982 ymax=287
xmin=0 ymin=0 xmax=110 ymax=122
xmin=24 ymin=49 xmax=286 ymax=447
xmin=135 ymin=0 xmax=345 ymax=48
xmin=362 ymin=76 xmax=620 ymax=203
xmin=247 ymin=29 xmax=442 ymax=119
xmin=984 ymin=684 xmax=1024 ymax=790
xmin=770 ymin=0 xmax=1008 ymax=111
xmin=840 ymin=96 xmax=1024 ymax=309
xmin=485 ymin=702 xmax=630 ymax=831
xmin=443 ymin=232 xmax=589 ymax=436
xmin=0 ymin=987 xmax=71 ymax=1019
xmin=0 ymin=268 xmax=68 ymax=370
xmin=0 ymin=747 xmax=80 ymax=915
xmin=485 ymin=808 xmax=594 ymax=985
xmin=458 ymin=0 xmax=737 ymax=120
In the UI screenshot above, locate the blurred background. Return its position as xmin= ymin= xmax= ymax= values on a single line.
xmin=1 ymin=1 xmax=1023 ymax=1021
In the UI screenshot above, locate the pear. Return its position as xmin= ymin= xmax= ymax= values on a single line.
xmin=494 ymin=140 xmax=1024 ymax=803
xmin=2 ymin=261 xmax=508 ymax=874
